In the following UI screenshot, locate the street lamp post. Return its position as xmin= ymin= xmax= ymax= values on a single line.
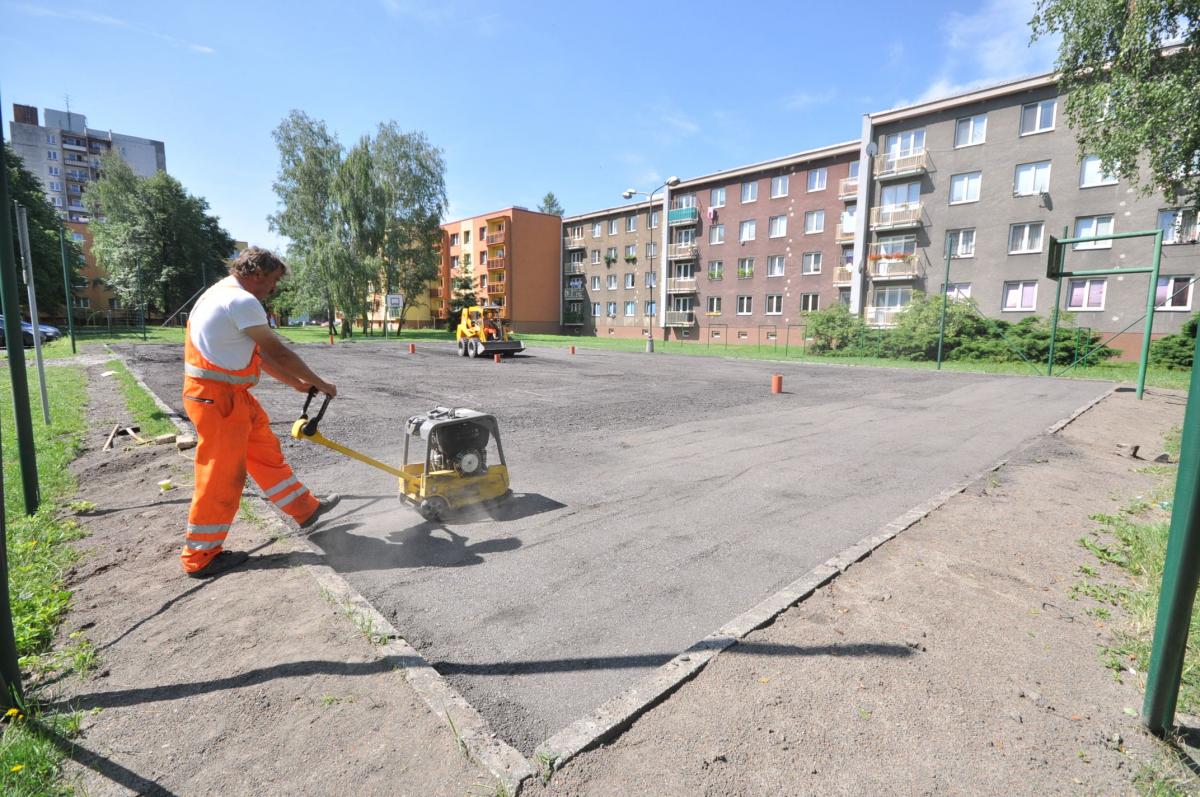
xmin=622 ymin=176 xmax=680 ymax=353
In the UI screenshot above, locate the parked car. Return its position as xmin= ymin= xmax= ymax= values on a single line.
xmin=0 ymin=315 xmax=46 ymax=348
xmin=38 ymin=322 xmax=62 ymax=341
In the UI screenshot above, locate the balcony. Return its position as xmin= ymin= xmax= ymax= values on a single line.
xmin=564 ymin=236 xmax=586 ymax=250
xmin=563 ymin=312 xmax=584 ymax=325
xmin=833 ymin=266 xmax=855 ymax=285
xmin=668 ymin=207 xmax=699 ymax=226
xmin=874 ymin=150 xmax=930 ymax=180
xmin=664 ymin=311 xmax=696 ymax=326
xmin=835 ymin=223 xmax=855 ymax=243
xmin=428 ymin=287 xmax=442 ymax=298
xmin=869 ymin=204 xmax=923 ymax=231
xmin=668 ymin=242 xmax=698 ymax=260
xmin=864 ymin=305 xmax=905 ymax=327
xmin=486 ymin=283 xmax=506 ymax=296
xmin=838 ymin=176 xmax=859 ymax=200
xmin=666 ymin=278 xmax=697 ymax=293
xmin=66 ymin=171 xmax=89 ymax=182
xmin=63 ymin=155 xmax=89 ymax=167
xmin=487 ymin=258 xmax=507 ymax=271
xmin=486 ymin=230 xmax=506 ymax=245
xmin=563 ymin=262 xmax=585 ymax=276
xmin=563 ymin=287 xmax=584 ymax=300
xmin=866 ymin=255 xmax=919 ymax=281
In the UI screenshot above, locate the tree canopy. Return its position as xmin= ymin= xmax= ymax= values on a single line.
xmin=538 ymin=192 xmax=564 ymax=216
xmin=85 ymin=154 xmax=234 ymax=317
xmin=1031 ymin=1 xmax=1200 ymax=206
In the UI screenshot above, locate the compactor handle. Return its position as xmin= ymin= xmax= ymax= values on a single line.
xmin=301 ymin=386 xmax=332 ymax=436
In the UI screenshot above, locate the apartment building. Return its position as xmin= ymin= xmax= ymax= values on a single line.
xmin=9 ymin=104 xmax=166 ymax=223
xmin=561 ymin=201 xmax=661 ymax=339
xmin=854 ymin=74 xmax=1200 ymax=351
xmin=442 ymin=207 xmax=562 ymax=332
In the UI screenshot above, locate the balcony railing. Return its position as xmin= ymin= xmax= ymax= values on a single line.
xmin=864 ymin=305 xmax=905 ymax=327
xmin=563 ymin=287 xmax=584 ymax=300
xmin=835 ymin=223 xmax=855 ymax=242
xmin=869 ymin=204 xmax=923 ymax=230
xmin=666 ymin=278 xmax=697 ymax=293
xmin=668 ymin=207 xmax=699 ymax=226
xmin=486 ymin=230 xmax=506 ymax=245
xmin=833 ymin=266 xmax=854 ymax=285
xmin=487 ymin=258 xmax=506 ymax=271
xmin=428 ymin=287 xmax=442 ymax=298
xmin=668 ymin=242 xmax=698 ymax=260
xmin=874 ymin=150 xmax=930 ymax=180
xmin=865 ymin=255 xmax=920 ymax=280
xmin=563 ymin=262 xmax=585 ymax=276
xmin=664 ymin=310 xmax=696 ymax=326
xmin=486 ymin=283 xmax=506 ymax=295
xmin=838 ymin=176 xmax=859 ymax=199
xmin=564 ymin=236 xmax=586 ymax=249
xmin=563 ymin=313 xmax=584 ymax=325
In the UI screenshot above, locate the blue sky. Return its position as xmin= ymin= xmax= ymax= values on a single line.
xmin=2 ymin=0 xmax=1058 ymax=249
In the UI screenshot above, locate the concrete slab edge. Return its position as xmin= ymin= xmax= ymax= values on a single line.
xmin=534 ymin=387 xmax=1115 ymax=775
xmin=117 ymin=356 xmax=536 ymax=796
xmin=105 ymin=347 xmax=190 ymax=434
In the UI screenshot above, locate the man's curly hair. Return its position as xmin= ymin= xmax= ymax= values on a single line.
xmin=228 ymin=247 xmax=288 ymax=278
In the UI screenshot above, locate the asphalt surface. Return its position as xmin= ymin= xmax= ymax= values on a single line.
xmin=119 ymin=340 xmax=1110 ymax=754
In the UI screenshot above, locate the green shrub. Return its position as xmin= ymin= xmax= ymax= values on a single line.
xmin=950 ymin=315 xmax=1116 ymax=365
xmin=1149 ymin=313 xmax=1198 ymax=370
xmin=878 ymin=292 xmax=993 ymax=361
xmin=805 ymin=303 xmax=866 ymax=353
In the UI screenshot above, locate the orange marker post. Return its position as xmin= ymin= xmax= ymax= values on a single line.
xmin=408 ymin=343 xmax=416 ymax=354
xmin=771 ymin=374 xmax=783 ymax=394
xmin=569 ymin=345 xmax=576 ymax=355
xmin=494 ymin=353 xmax=502 ymax=364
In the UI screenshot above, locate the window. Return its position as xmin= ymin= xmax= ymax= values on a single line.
xmin=1009 ymin=222 xmax=1044 ymax=254
xmin=72 ymin=296 xmax=90 ymax=309
xmin=800 ymin=293 xmax=820 ymax=312
xmin=48 ymin=181 xmax=62 ymax=192
xmin=592 ymin=249 xmax=601 ymax=264
xmin=52 ymin=196 xmax=63 ymax=207
xmin=766 ymin=294 xmax=783 ymax=314
xmin=709 ymin=224 xmax=725 ymax=244
xmin=807 ymin=169 xmax=827 ymax=192
xmin=801 ymin=252 xmax=822 ymax=274
xmin=47 ymin=166 xmax=60 ymax=176
xmin=736 ymin=295 xmax=753 ymax=315
xmin=708 ymin=261 xmax=724 ymax=280
xmin=741 ymin=181 xmax=758 ymax=203
xmin=1014 ymin=161 xmax=1051 ymax=196
xmin=768 ymin=215 xmax=787 ymax=238
xmin=804 ymin=209 xmax=824 ymax=233
xmin=591 ymin=276 xmax=601 ymax=290
xmin=607 ymin=274 xmax=617 ymax=289
xmin=1074 ymin=215 xmax=1114 ymax=249
xmin=645 ymin=271 xmax=656 ymax=288
xmin=946 ymin=283 xmax=972 ymax=299
xmin=949 ymin=171 xmax=982 ymax=204
xmin=625 ymin=244 xmax=637 ymax=258
xmin=954 ymin=114 xmax=987 ymax=147
xmin=606 ymin=302 xmax=617 ymax=317
xmin=450 ymin=255 xmax=460 ymax=269
xmin=880 ymin=181 xmax=920 ymax=208
xmin=626 ymin=215 xmax=637 ymax=233
xmin=567 ymin=224 xmax=583 ymax=240
xmin=737 ymin=257 xmax=755 ymax=278
xmin=624 ymin=301 xmax=636 ymax=316
xmin=1020 ymin=99 xmax=1056 ymax=135
xmin=625 ymin=272 xmax=636 ymax=288
xmin=767 ymin=255 xmax=785 ymax=277
xmin=1158 ymin=209 xmax=1198 ymax=244
xmin=608 ymin=219 xmax=618 ymax=235
xmin=771 ymin=175 xmax=790 ymax=198
xmin=450 ymin=233 xmax=459 ymax=246
xmin=46 ymin=150 xmax=58 ymax=160
xmin=1156 ymin=276 xmax=1194 ymax=310
xmin=464 ymin=230 xmax=471 ymax=244
xmin=650 ymin=210 xmax=659 ymax=229
xmin=645 ymin=300 xmax=657 ymax=317
xmin=646 ymin=241 xmax=657 ymax=259
xmin=948 ymin=228 xmax=975 ymax=258
xmin=1067 ymin=278 xmax=1107 ymax=310
xmin=707 ymin=296 xmax=722 ymax=314
xmin=1002 ymin=280 xmax=1038 ymax=311
xmin=841 ymin=245 xmax=854 ymax=266
xmin=711 ymin=187 xmax=726 ymax=207
xmin=591 ymin=302 xmax=602 ymax=317
xmin=1080 ymin=156 xmax=1118 ymax=188
xmin=739 ymin=220 xmax=756 ymax=242
xmin=46 ymin=134 xmax=56 ymax=144
xmin=885 ymin=130 xmax=926 ymax=161
xmin=592 ymin=222 xmax=602 ymax=237
xmin=606 ymin=247 xmax=618 ymax=261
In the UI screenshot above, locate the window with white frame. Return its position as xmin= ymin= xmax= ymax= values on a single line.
xmin=48 ymin=181 xmax=62 ymax=192
xmin=880 ymin=181 xmax=920 ymax=208
xmin=591 ymin=302 xmax=601 ymax=317
xmin=607 ymin=274 xmax=617 ymax=289
xmin=624 ymin=300 xmax=637 ymax=316
xmin=802 ymin=252 xmax=822 ymax=274
xmin=741 ymin=181 xmax=758 ymax=203
xmin=739 ymin=219 xmax=756 ymax=242
xmin=709 ymin=224 xmax=725 ymax=244
xmin=606 ymin=301 xmax=617 ymax=316
xmin=606 ymin=247 xmax=617 ymax=260
xmin=72 ymin=296 xmax=90 ymax=309
xmin=1067 ymin=277 xmax=1107 ymax=310
xmin=885 ymin=129 xmax=925 ymax=159
xmin=949 ymin=171 xmax=982 ymax=204
xmin=771 ymin=175 xmax=789 ymax=197
xmin=1020 ymin=99 xmax=1056 ymax=134
xmin=591 ymin=276 xmax=600 ymax=290
xmin=626 ymin=215 xmax=637 ymax=232
xmin=625 ymin=244 xmax=637 ymax=258
xmin=1079 ymin=156 xmax=1118 ymax=187
xmin=46 ymin=150 xmax=58 ymax=160
xmin=1156 ymin=276 xmax=1194 ymax=310
xmin=804 ymin=209 xmax=824 ymax=233
xmin=47 ymin=166 xmax=60 ymax=176
xmin=767 ymin=255 xmax=785 ymax=277
xmin=707 ymin=296 xmax=722 ymax=314
xmin=624 ymin=272 xmax=636 ymax=288
xmin=450 ymin=255 xmax=459 ymax=269
xmin=800 ymin=293 xmax=820 ymax=312
xmin=449 ymin=232 xmax=459 ymax=246
xmin=645 ymin=271 xmax=656 ymax=287
xmin=737 ymin=257 xmax=754 ymax=278
xmin=46 ymin=134 xmax=56 ymax=144
xmin=1074 ymin=214 xmax=1114 ymax=249
xmin=768 ymin=215 xmax=787 ymax=238
xmin=708 ymin=260 xmax=724 ymax=280
xmin=954 ymin=114 xmax=987 ymax=147
xmin=1009 ymin=221 xmax=1044 ymax=253
xmin=646 ymin=241 xmax=657 ymax=259
xmin=1002 ymin=280 xmax=1038 ymax=311
xmin=645 ymin=300 xmax=657 ymax=317
xmin=608 ymin=219 xmax=618 ymax=235
xmin=736 ymin=295 xmax=753 ymax=315
xmin=946 ymin=282 xmax=972 ymax=299
xmin=52 ymin=196 xmax=63 ymax=207
xmin=711 ymin=187 xmax=725 ymax=207
xmin=949 ymin=228 xmax=976 ymax=258
xmin=806 ymin=168 xmax=827 ymax=192
xmin=766 ymin=294 xmax=783 ymax=314
xmin=1158 ymin=209 xmax=1199 ymax=244
xmin=592 ymin=249 xmax=601 ymax=264
xmin=1014 ymin=161 xmax=1051 ymax=195
xmin=650 ymin=210 xmax=659 ymax=228
xmin=592 ymin=222 xmax=602 ymax=237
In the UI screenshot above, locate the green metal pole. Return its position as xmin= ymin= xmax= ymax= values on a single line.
xmin=1047 ymin=228 xmax=1067 ymax=376
xmin=0 ymin=98 xmax=41 ymax=516
xmin=58 ymin=228 xmax=76 ymax=354
xmin=137 ymin=260 xmax=146 ymax=341
xmin=1135 ymin=231 xmax=1164 ymax=400
xmin=1143 ymin=328 xmax=1200 ymax=735
xmin=936 ymin=234 xmax=952 ymax=369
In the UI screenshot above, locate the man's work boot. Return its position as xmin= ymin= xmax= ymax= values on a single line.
xmin=300 ymin=493 xmax=341 ymax=530
xmin=186 ymin=549 xmax=250 ymax=579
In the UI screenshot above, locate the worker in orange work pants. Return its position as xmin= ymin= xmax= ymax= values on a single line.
xmin=180 ymin=247 xmax=339 ymax=578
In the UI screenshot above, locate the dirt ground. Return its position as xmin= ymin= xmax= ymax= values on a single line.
xmin=43 ymin=352 xmax=1193 ymax=795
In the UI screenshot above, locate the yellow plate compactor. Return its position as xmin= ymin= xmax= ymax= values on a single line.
xmin=290 ymin=389 xmax=511 ymax=521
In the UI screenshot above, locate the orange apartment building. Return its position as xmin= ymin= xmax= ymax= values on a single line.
xmin=440 ymin=207 xmax=563 ymax=332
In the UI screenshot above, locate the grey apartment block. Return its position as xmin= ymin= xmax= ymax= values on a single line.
xmin=858 ymin=74 xmax=1199 ymax=344
xmin=8 ymin=104 xmax=166 ymax=223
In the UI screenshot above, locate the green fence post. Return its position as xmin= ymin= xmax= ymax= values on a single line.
xmin=1135 ymin=230 xmax=1164 ymax=400
xmin=1143 ymin=329 xmax=1200 ymax=734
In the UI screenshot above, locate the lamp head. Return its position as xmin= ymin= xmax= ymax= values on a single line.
xmin=622 ymin=189 xmax=636 ymax=199
xmin=665 ymin=176 xmax=680 ymax=187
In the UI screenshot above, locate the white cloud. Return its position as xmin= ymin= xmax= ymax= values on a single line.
xmin=11 ymin=3 xmax=215 ymax=53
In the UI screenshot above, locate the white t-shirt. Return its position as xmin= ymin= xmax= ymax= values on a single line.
xmin=189 ymin=276 xmax=269 ymax=370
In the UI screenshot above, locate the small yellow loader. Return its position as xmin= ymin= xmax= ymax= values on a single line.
xmin=455 ymin=306 xmax=525 ymax=358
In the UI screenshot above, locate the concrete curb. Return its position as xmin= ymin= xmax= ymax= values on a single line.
xmin=532 ymin=385 xmax=1117 ymax=773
